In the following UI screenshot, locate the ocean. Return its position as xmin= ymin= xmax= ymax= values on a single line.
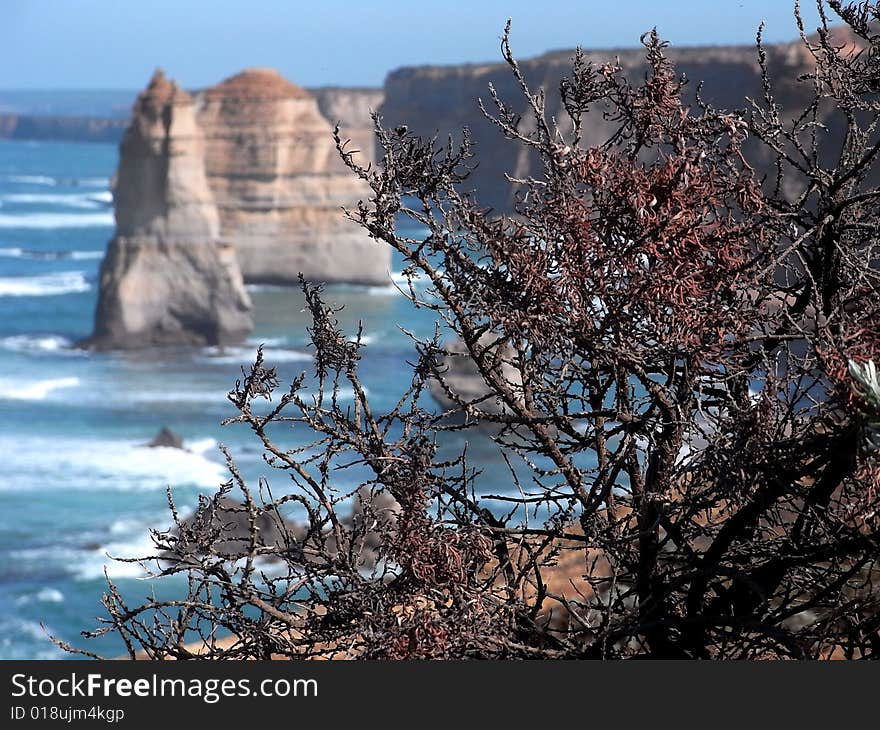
xmin=0 ymin=136 xmax=512 ymax=659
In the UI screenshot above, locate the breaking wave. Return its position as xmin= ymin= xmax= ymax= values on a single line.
xmin=0 ymin=334 xmax=80 ymax=355
xmin=0 ymin=376 xmax=80 ymax=401
xmin=14 ymin=588 xmax=64 ymax=606
xmin=3 ymin=174 xmax=110 ymax=188
xmin=0 ymin=247 xmax=104 ymax=260
xmin=3 ymin=175 xmax=56 ymax=186
xmin=201 ymin=344 xmax=312 ymax=365
xmin=0 ymin=211 xmax=114 ymax=228
xmin=0 ymin=192 xmax=110 ymax=209
xmin=0 ymin=271 xmax=90 ymax=297
xmin=0 ymin=434 xmax=226 ymax=494
xmin=0 ymin=618 xmax=63 ymax=659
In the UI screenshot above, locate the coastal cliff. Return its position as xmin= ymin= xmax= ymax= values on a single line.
xmin=195 ymin=69 xmax=388 ymax=285
xmin=0 ymin=114 xmax=126 ymax=143
xmin=379 ymin=31 xmax=855 ymax=211
xmin=87 ymin=71 xmax=252 ymax=349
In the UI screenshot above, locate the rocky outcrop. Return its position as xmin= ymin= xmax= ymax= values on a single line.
xmin=171 ymin=496 xmax=306 ymax=561
xmin=429 ymin=335 xmax=523 ymax=419
xmin=195 ymin=69 xmax=389 ymax=285
xmin=171 ymin=487 xmax=399 ymax=568
xmin=87 ymin=71 xmax=252 ymax=349
xmin=145 ymin=426 xmax=186 ymax=450
xmin=379 ymin=29 xmax=862 ymax=211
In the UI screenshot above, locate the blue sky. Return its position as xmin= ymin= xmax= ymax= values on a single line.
xmin=0 ymin=1 xmax=828 ymax=90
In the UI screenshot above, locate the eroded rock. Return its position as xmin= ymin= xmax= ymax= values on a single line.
xmin=86 ymin=70 xmax=252 ymax=349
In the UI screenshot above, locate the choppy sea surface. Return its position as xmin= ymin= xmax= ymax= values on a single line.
xmin=0 ymin=137 xmax=516 ymax=659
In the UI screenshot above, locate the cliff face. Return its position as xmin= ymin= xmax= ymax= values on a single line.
xmin=378 ymin=33 xmax=850 ymax=211
xmin=88 ymin=71 xmax=252 ymax=349
xmin=195 ymin=69 xmax=388 ymax=285
xmin=0 ymin=114 xmax=126 ymax=143
xmin=309 ymin=87 xmax=384 ymax=165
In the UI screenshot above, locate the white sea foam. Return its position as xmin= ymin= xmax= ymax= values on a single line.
xmin=2 ymin=174 xmax=109 ymax=188
xmin=37 ymin=587 xmax=64 ymax=602
xmin=349 ymin=333 xmax=377 ymax=345
xmin=0 ymin=335 xmax=74 ymax=354
xmin=75 ymin=530 xmax=165 ymax=581
xmin=73 ymin=531 xmax=302 ymax=582
xmin=0 ymin=247 xmax=104 ymax=260
xmin=14 ymin=588 xmax=64 ymax=606
xmin=373 ymin=270 xmax=431 ymax=296
xmin=391 ymin=270 xmax=418 ymax=284
xmin=302 ymin=386 xmax=364 ymax=402
xmin=246 ymin=336 xmax=286 ymax=347
xmin=77 ymin=177 xmax=111 ymax=188
xmin=336 ymin=387 xmax=362 ymax=401
xmin=0 ymin=192 xmax=105 ymax=209
xmin=4 ymin=174 xmax=56 ymax=186
xmin=10 ymin=514 xmax=175 ymax=583
xmin=77 ymin=509 xmax=201 ymax=581
xmin=0 ymin=619 xmax=63 ymax=659
xmin=0 ymin=376 xmax=80 ymax=401
xmin=76 ymin=524 xmax=279 ymax=582
xmin=0 ymin=211 xmax=114 ymax=228
xmin=0 ymin=434 xmax=226 ymax=493
xmin=367 ymin=284 xmax=403 ymax=297
xmin=201 ymin=345 xmax=312 ymax=365
xmin=187 ymin=437 xmax=220 ymax=454
xmin=367 ymin=284 xmax=406 ymax=297
xmin=70 ymin=250 xmax=104 ymax=260
xmin=109 ymin=517 xmax=146 ymax=536
xmin=0 ymin=271 xmax=90 ymax=297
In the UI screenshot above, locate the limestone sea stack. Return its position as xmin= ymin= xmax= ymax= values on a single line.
xmin=88 ymin=69 xmax=389 ymax=349
xmin=196 ymin=69 xmax=389 ymax=285
xmin=86 ymin=71 xmax=252 ymax=349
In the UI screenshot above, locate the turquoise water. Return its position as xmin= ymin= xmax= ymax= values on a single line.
xmin=0 ymin=137 xmax=519 ymax=659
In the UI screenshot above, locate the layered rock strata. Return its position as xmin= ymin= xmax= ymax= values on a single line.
xmin=195 ymin=69 xmax=388 ymax=285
